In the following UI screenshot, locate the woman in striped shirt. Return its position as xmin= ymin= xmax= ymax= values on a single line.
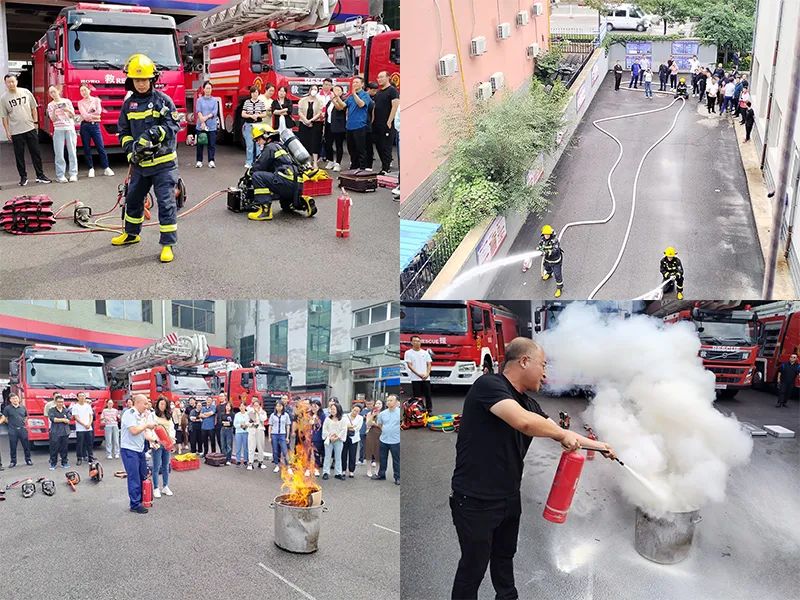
xmin=241 ymin=85 xmax=268 ymax=168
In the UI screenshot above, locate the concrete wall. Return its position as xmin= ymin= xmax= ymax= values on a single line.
xmin=0 ymin=300 xmax=228 ymax=349
xmin=427 ymin=46 xmax=610 ymax=299
xmin=401 ymin=0 xmax=550 ymax=213
xmin=751 ymin=0 xmax=800 ymax=293
xmin=606 ymin=38 xmax=716 ymax=71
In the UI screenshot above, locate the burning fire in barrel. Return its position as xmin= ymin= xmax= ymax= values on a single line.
xmin=272 ymin=400 xmax=327 ymax=554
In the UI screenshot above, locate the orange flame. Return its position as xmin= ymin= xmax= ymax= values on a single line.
xmin=279 ymin=400 xmax=321 ymax=507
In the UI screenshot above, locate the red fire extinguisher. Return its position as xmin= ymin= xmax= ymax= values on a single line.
xmin=543 ymin=450 xmax=585 ymax=524
xmin=142 ymin=468 xmax=153 ymax=509
xmin=154 ymin=425 xmax=175 ymax=452
xmin=584 ymin=425 xmax=598 ymax=461
xmin=336 ymin=191 xmax=352 ymax=238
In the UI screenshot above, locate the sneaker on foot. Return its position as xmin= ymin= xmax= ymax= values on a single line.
xmin=103 ymin=167 xmax=115 ymax=176
xmin=115 ymin=454 xmax=120 ymax=459
xmin=314 ymin=469 xmax=320 ymax=477
xmin=273 ymin=465 xmax=280 ymax=473
xmin=57 ymin=177 xmax=68 ymax=183
xmin=226 ymin=461 xmax=231 ymax=465
xmin=322 ymin=473 xmax=329 ymax=480
xmin=61 ymin=463 xmax=70 ymax=469
xmin=68 ymin=174 xmax=78 ymax=182
xmin=25 ymin=460 xmax=33 ymax=466
xmin=247 ymin=464 xmax=253 ymax=470
xmin=50 ymin=465 xmax=56 ymax=471
xmin=77 ymin=459 xmax=82 ymax=466
xmin=8 ymin=463 xmax=16 ymax=469
xmin=244 ymin=163 xmax=252 ymax=169
xmin=131 ymin=506 xmax=148 ymax=514
xmin=196 ymin=161 xmax=202 ymax=168
xmin=326 ymin=161 xmax=335 ymax=169
xmin=392 ymin=186 xmax=400 ymax=199
xmin=304 ymin=469 xmax=311 ymax=477
xmin=19 ymin=177 xmax=28 ymax=186
xmin=209 ymin=161 xmax=216 ymax=168
xmin=153 ymin=488 xmax=161 ymax=499
xmin=162 ymin=486 xmax=173 ymax=496
xmin=36 ymin=175 xmax=51 ymax=184
xmin=260 ymin=463 xmax=268 ymax=469
xmin=333 ymin=163 xmax=341 ymax=172
xmin=107 ymin=455 xmax=113 ymax=460
xmin=88 ymin=168 xmax=96 ymax=178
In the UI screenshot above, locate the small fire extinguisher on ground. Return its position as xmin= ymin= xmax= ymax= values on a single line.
xmin=336 ymin=189 xmax=352 ymax=238
xmin=142 ymin=467 xmax=153 ymax=509
xmin=543 ymin=450 xmax=586 ymax=524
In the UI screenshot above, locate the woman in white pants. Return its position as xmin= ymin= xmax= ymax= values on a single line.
xmin=322 ymin=401 xmax=348 ymax=480
xmin=46 ymin=85 xmax=78 ymax=183
xmin=100 ymin=399 xmax=120 ymax=459
xmin=246 ymin=398 xmax=268 ymax=470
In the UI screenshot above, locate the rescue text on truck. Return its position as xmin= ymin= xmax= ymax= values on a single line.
xmin=32 ymin=2 xmax=189 ymax=148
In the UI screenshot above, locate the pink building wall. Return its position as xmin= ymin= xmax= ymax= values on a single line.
xmin=401 ymin=0 xmax=550 ymax=203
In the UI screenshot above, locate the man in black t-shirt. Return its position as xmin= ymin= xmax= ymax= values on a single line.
xmin=0 ymin=393 xmax=32 ymax=467
xmin=372 ymin=71 xmax=399 ymax=174
xmin=450 ymin=337 xmax=615 ymax=600
xmin=364 ymin=82 xmax=379 ymax=170
xmin=776 ymin=353 xmax=800 ymax=407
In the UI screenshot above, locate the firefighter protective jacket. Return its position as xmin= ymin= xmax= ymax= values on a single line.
xmin=660 ymin=256 xmax=684 ymax=278
xmin=118 ymin=88 xmax=180 ymax=173
xmin=538 ymin=234 xmax=563 ymax=264
xmin=252 ymin=140 xmax=298 ymax=180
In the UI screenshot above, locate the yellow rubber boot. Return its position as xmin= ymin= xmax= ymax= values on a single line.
xmin=677 ymin=292 xmax=684 ymax=300
xmin=248 ymin=204 xmax=273 ymax=221
xmin=302 ymin=196 xmax=318 ymax=218
xmin=111 ymin=233 xmax=141 ymax=246
xmin=160 ymin=245 xmax=174 ymax=263
xmin=542 ymin=273 xmax=550 ymax=281
xmin=554 ymin=288 xmax=562 ymax=298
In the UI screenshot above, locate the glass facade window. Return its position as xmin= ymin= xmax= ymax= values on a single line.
xmin=270 ymin=320 xmax=288 ymax=367
xmin=354 ymin=336 xmax=369 ymax=352
xmin=370 ymin=333 xmax=387 ymax=349
xmin=389 ymin=330 xmax=400 ymax=348
xmin=354 ymin=308 xmax=370 ymax=327
xmin=354 ymin=302 xmax=393 ymax=327
xmin=354 ymin=333 xmax=396 ymax=351
xmin=307 ymin=301 xmax=331 ymax=386
xmin=240 ymin=335 xmax=255 ymax=367
xmin=96 ymin=300 xmax=152 ymax=323
xmin=14 ymin=300 xmax=69 ymax=310
xmin=390 ymin=302 xmax=400 ymax=318
xmin=172 ymin=300 xmax=215 ymax=333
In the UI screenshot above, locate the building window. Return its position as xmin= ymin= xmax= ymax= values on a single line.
xmin=354 ymin=333 xmax=392 ymax=351
xmin=270 ymin=320 xmax=288 ymax=367
xmin=172 ymin=300 xmax=215 ymax=333
xmin=354 ymin=307 xmax=370 ymax=327
xmin=354 ymin=336 xmax=369 ymax=352
xmin=370 ymin=333 xmax=387 ymax=350
xmin=307 ymin=301 xmax=331 ymax=386
xmin=390 ymin=302 xmax=400 ymax=318
xmin=240 ymin=335 xmax=255 ymax=367
xmin=354 ymin=302 xmax=392 ymax=327
xmin=13 ymin=300 xmax=69 ymax=310
xmin=96 ymin=300 xmax=152 ymax=323
xmin=389 ymin=329 xmax=399 ymax=348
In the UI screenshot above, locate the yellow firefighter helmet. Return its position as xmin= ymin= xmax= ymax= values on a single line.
xmin=124 ymin=54 xmax=157 ymax=79
xmin=252 ymin=124 xmax=279 ymax=141
xmin=541 ymin=224 xmax=554 ymax=236
xmin=664 ymin=246 xmax=677 ymax=257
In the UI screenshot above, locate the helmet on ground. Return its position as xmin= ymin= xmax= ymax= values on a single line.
xmin=541 ymin=224 xmax=554 ymax=235
xmin=124 ymin=54 xmax=157 ymax=79
xmin=664 ymin=246 xmax=677 ymax=257
xmin=252 ymin=124 xmax=279 ymax=141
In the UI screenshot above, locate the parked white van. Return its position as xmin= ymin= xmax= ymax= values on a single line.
xmin=603 ymin=4 xmax=651 ymax=31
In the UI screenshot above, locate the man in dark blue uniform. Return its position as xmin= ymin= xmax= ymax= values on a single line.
xmin=776 ymin=353 xmax=800 ymax=407
xmin=538 ymin=224 xmax=564 ymax=298
xmin=247 ymin=124 xmax=316 ymax=221
xmin=114 ymin=54 xmax=181 ymax=263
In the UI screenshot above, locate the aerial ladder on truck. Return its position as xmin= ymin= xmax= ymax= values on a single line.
xmin=105 ymin=333 xmax=210 ymax=395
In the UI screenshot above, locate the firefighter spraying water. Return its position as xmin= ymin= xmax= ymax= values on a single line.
xmin=660 ymin=246 xmax=685 ymax=299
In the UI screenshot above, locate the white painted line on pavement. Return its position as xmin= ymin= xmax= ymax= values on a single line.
xmin=258 ymin=562 xmax=317 ymax=600
xmin=373 ymin=523 xmax=400 ymax=534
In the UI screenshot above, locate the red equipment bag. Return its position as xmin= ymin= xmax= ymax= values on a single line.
xmin=154 ymin=425 xmax=175 ymax=452
xmin=401 ymin=398 xmax=428 ymax=430
xmin=336 ymin=192 xmax=352 ymax=238
xmin=204 ymin=452 xmax=227 ymax=466
xmin=338 ymin=169 xmax=377 ymax=193
xmin=1 ymin=195 xmax=55 ymax=233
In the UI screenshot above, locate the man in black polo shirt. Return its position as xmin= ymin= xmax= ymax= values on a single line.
xmin=450 ymin=337 xmax=615 ymax=600
xmin=776 ymin=353 xmax=800 ymax=407
xmin=0 ymin=393 xmax=32 ymax=467
xmin=372 ymin=71 xmax=399 ymax=175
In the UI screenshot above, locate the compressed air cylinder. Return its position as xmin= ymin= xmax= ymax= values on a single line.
xmin=543 ymin=450 xmax=586 ymax=524
xmin=279 ymin=128 xmax=311 ymax=166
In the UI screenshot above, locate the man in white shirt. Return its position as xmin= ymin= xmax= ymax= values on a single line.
xmin=721 ymin=79 xmax=736 ymax=115
xmin=71 ymin=392 xmax=95 ymax=465
xmin=405 ymin=335 xmax=434 ymax=413
xmin=689 ymin=55 xmax=700 ymax=96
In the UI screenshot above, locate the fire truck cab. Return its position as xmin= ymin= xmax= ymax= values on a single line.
xmin=215 ymin=362 xmax=292 ymax=414
xmin=752 ymin=301 xmax=800 ymax=390
xmin=325 ymin=19 xmax=400 ymax=88
xmin=399 ymin=301 xmax=519 ymax=385
xmin=128 ymin=364 xmax=216 ymax=405
xmin=9 ymin=344 xmax=109 ymax=444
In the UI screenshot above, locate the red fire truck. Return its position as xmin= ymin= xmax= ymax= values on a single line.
xmin=213 ymin=361 xmax=292 ymax=413
xmin=128 ymin=364 xmax=217 ymax=405
xmin=324 ymin=19 xmax=400 ymax=88
xmin=32 ymin=3 xmax=189 ymax=149
xmin=751 ymin=301 xmax=800 ymax=389
xmin=179 ymin=0 xmax=351 ymax=143
xmin=9 ymin=344 xmax=110 ymax=444
xmin=399 ymin=301 xmax=520 ymax=385
xmin=664 ymin=307 xmax=763 ymax=398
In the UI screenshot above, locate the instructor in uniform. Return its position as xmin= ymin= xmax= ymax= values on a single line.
xmin=115 ymin=54 xmax=181 ymax=263
xmin=450 ymin=337 xmax=616 ymax=600
xmin=121 ymin=394 xmax=157 ymax=513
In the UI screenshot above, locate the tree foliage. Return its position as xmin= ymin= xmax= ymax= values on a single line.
xmin=638 ymin=0 xmax=694 ymax=35
xmin=534 ymin=42 xmax=566 ymax=85
xmin=694 ymin=2 xmax=755 ymax=53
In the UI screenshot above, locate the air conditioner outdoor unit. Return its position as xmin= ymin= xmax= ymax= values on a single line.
xmin=532 ymin=2 xmax=544 ymax=16
xmin=476 ymin=81 xmax=493 ymax=101
xmin=437 ymin=54 xmax=457 ymax=77
xmin=490 ymin=71 xmax=505 ymax=92
xmin=496 ymin=22 xmax=511 ymax=39
xmin=470 ymin=36 xmax=487 ymax=56
xmin=527 ymin=43 xmax=541 ymax=59
xmin=516 ymin=11 xmax=529 ymax=26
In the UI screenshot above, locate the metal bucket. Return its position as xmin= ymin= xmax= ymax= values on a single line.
xmin=634 ymin=506 xmax=702 ymax=564
xmin=271 ymin=494 xmax=327 ymax=554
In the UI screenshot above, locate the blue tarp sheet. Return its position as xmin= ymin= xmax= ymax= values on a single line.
xmin=400 ymin=220 xmax=441 ymax=271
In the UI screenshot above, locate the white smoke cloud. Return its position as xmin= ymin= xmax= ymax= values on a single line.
xmin=537 ymin=303 xmax=754 ymax=516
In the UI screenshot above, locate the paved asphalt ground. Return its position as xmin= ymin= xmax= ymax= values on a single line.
xmin=475 ymin=75 xmax=763 ymax=301
xmin=401 ymin=385 xmax=800 ymax=600
xmin=1 ymin=448 xmax=399 ymax=600
xmin=0 ymin=142 xmax=398 ymax=298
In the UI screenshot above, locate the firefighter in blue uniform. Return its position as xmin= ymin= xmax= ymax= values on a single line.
xmin=539 ymin=224 xmax=564 ymax=298
xmin=114 ymin=54 xmax=181 ymax=263
xmin=660 ymin=246 xmax=684 ymax=299
xmin=247 ymin=124 xmax=317 ymax=221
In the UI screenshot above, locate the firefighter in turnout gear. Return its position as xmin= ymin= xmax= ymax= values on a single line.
xmin=538 ymin=225 xmax=564 ymax=298
xmin=247 ymin=125 xmax=317 ymax=221
xmin=114 ymin=54 xmax=181 ymax=263
xmin=674 ymin=77 xmax=689 ymax=99
xmin=660 ymin=246 xmax=684 ymax=299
